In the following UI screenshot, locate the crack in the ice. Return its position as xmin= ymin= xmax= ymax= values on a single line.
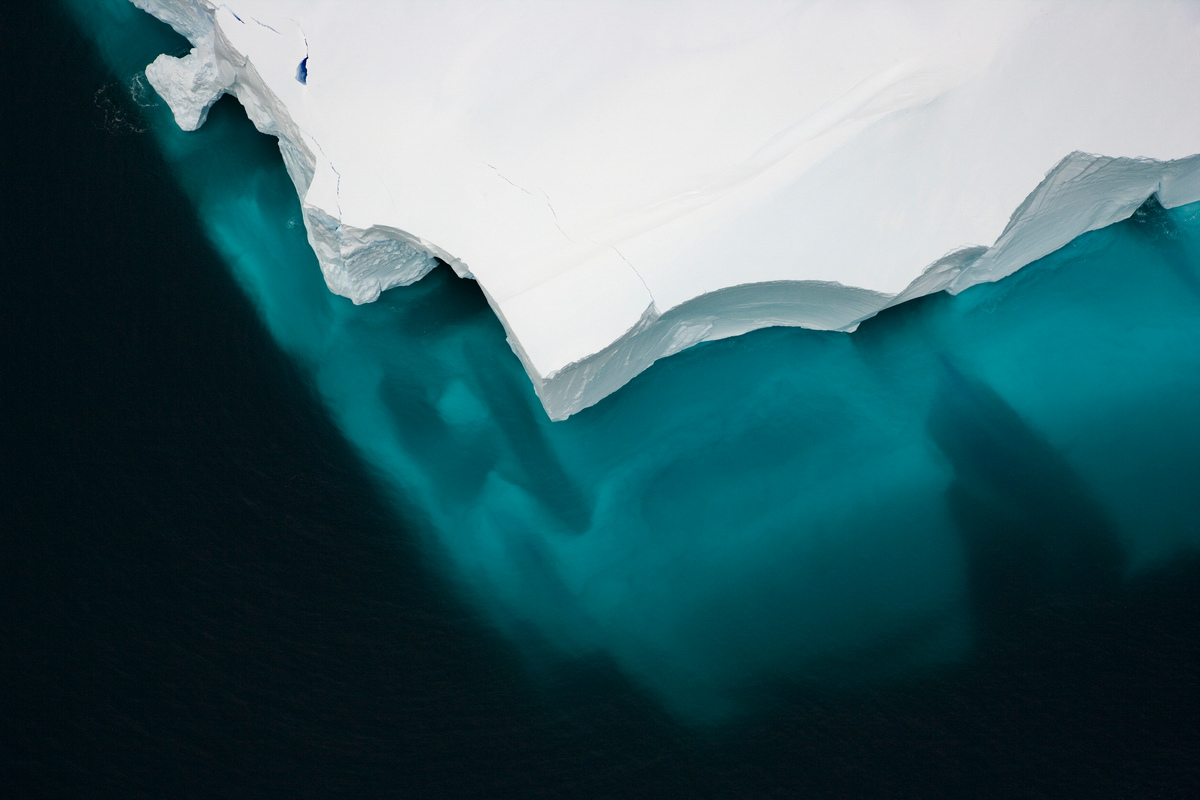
xmin=287 ymin=20 xmax=311 ymax=85
xmin=484 ymin=162 xmax=535 ymax=197
xmin=332 ymin=164 xmax=343 ymax=221
xmin=215 ymin=6 xmax=283 ymax=39
xmin=246 ymin=14 xmax=282 ymax=35
xmin=612 ymin=246 xmax=655 ymax=305
xmin=538 ymin=190 xmax=584 ymax=247
xmin=298 ymin=126 xmax=343 ymax=219
xmin=289 ymin=18 xmax=310 ymax=60
xmin=483 ymin=162 xmax=583 ymax=246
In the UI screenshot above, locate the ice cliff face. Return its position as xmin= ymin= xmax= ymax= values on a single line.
xmin=132 ymin=0 xmax=1200 ymax=419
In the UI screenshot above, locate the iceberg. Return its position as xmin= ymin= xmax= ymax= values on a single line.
xmin=132 ymin=0 xmax=1200 ymax=418
xmin=68 ymin=0 xmax=1200 ymax=719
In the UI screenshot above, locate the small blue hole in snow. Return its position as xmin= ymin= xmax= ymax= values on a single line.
xmin=296 ymin=57 xmax=308 ymax=85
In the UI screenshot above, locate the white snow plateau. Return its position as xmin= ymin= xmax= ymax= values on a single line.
xmin=134 ymin=0 xmax=1200 ymax=419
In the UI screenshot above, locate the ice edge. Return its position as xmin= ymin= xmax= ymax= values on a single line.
xmin=133 ymin=0 xmax=1200 ymax=420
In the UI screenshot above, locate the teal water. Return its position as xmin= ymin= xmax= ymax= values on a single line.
xmin=72 ymin=1 xmax=1200 ymax=721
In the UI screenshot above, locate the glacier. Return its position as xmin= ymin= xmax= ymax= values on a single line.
xmin=131 ymin=0 xmax=1200 ymax=419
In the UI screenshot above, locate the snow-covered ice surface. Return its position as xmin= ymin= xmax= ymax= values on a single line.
xmin=134 ymin=0 xmax=1200 ymax=419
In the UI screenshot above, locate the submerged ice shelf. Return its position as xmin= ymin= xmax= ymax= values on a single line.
xmin=134 ymin=0 xmax=1200 ymax=419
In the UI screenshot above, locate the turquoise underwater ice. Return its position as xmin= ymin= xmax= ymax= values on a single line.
xmin=73 ymin=1 xmax=1200 ymax=720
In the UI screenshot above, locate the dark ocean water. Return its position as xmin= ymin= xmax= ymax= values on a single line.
xmin=4 ymin=3 xmax=1200 ymax=797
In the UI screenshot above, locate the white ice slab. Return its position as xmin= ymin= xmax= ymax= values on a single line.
xmin=134 ymin=0 xmax=1200 ymax=418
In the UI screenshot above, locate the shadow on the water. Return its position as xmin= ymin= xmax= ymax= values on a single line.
xmin=928 ymin=358 xmax=1125 ymax=658
xmin=466 ymin=342 xmax=595 ymax=534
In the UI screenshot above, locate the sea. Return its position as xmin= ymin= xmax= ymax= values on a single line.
xmin=3 ymin=2 xmax=1199 ymax=797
